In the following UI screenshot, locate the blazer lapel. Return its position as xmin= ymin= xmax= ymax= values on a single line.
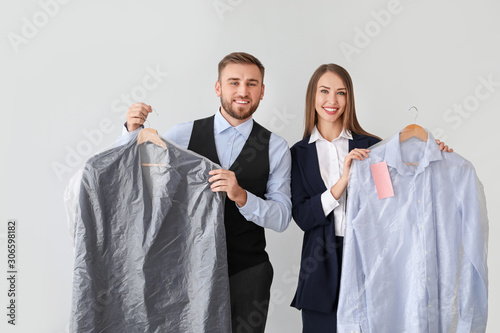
xmin=302 ymin=141 xmax=328 ymax=193
xmin=349 ymin=133 xmax=370 ymax=151
xmin=349 ymin=134 xmax=362 ymax=151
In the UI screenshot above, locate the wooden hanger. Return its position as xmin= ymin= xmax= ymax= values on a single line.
xmin=137 ymin=109 xmax=167 ymax=166
xmin=137 ymin=128 xmax=167 ymax=149
xmin=400 ymin=124 xmax=428 ymax=142
xmin=400 ymin=106 xmax=428 ymax=142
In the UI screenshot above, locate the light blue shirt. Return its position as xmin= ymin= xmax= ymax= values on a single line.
xmin=337 ymin=131 xmax=488 ymax=333
xmin=121 ymin=110 xmax=292 ymax=232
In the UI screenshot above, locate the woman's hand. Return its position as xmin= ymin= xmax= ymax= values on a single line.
xmin=342 ymin=148 xmax=371 ymax=181
xmin=330 ymin=148 xmax=371 ymax=200
xmin=436 ymin=139 xmax=454 ymax=152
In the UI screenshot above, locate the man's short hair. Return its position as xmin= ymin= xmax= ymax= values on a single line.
xmin=218 ymin=52 xmax=265 ymax=81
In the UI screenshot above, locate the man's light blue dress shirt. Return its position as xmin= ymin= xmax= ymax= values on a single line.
xmin=121 ymin=110 xmax=292 ymax=232
xmin=337 ymin=131 xmax=488 ymax=333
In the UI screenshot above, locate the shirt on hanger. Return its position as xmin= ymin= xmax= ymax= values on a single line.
xmin=68 ymin=131 xmax=231 ymax=333
xmin=309 ymin=126 xmax=352 ymax=236
xmin=337 ymin=131 xmax=488 ymax=333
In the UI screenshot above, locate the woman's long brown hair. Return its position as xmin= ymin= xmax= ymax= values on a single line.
xmin=303 ymin=64 xmax=380 ymax=140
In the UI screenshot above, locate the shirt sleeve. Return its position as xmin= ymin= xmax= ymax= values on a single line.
xmin=64 ymin=170 xmax=84 ymax=246
xmin=71 ymin=164 xmax=102 ymax=328
xmin=114 ymin=122 xmax=141 ymax=147
xmin=238 ymin=133 xmax=292 ymax=232
xmin=337 ymin=159 xmax=365 ymax=332
xmin=320 ymin=189 xmax=340 ymax=217
xmin=162 ymin=121 xmax=194 ymax=149
xmin=456 ymin=162 xmax=488 ymax=333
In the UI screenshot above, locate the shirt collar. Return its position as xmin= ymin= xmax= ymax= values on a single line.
xmin=308 ymin=126 xmax=353 ymax=144
xmin=384 ymin=129 xmax=443 ymax=176
xmin=214 ymin=108 xmax=253 ymax=140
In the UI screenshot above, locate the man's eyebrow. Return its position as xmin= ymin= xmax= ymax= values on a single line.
xmin=227 ymin=78 xmax=260 ymax=83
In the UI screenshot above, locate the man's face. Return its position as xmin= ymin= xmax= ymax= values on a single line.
xmin=215 ymin=63 xmax=265 ymax=124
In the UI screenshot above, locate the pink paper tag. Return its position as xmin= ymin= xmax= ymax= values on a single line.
xmin=370 ymin=162 xmax=394 ymax=199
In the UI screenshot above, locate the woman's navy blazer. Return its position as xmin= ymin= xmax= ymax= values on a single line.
xmin=290 ymin=133 xmax=380 ymax=313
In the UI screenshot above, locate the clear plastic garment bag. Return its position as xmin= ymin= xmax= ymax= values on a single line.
xmin=65 ymin=129 xmax=231 ymax=333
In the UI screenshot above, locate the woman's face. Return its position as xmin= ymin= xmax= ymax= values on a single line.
xmin=315 ymin=71 xmax=347 ymax=127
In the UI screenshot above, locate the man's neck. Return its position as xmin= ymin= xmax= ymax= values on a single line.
xmin=219 ymin=107 xmax=252 ymax=127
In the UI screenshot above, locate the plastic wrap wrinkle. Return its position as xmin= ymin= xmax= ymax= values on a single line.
xmin=337 ymin=130 xmax=488 ymax=333
xmin=66 ymin=132 xmax=231 ymax=332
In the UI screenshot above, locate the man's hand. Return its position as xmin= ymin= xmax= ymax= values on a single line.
xmin=436 ymin=139 xmax=454 ymax=153
xmin=127 ymin=103 xmax=152 ymax=132
xmin=208 ymin=169 xmax=247 ymax=207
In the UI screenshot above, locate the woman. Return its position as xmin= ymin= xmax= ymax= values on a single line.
xmin=290 ymin=64 xmax=450 ymax=332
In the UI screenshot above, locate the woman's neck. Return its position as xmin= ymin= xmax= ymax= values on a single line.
xmin=317 ymin=119 xmax=344 ymax=142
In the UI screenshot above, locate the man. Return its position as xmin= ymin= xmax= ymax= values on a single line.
xmin=124 ymin=52 xmax=292 ymax=333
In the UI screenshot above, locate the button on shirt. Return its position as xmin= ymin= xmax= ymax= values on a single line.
xmin=337 ymin=131 xmax=488 ymax=333
xmin=120 ymin=110 xmax=292 ymax=232
xmin=309 ymin=126 xmax=352 ymax=236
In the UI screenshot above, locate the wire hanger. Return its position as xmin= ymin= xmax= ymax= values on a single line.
xmin=399 ymin=106 xmax=428 ymax=142
xmin=137 ymin=107 xmax=167 ymax=149
xmin=143 ymin=107 xmax=159 ymax=129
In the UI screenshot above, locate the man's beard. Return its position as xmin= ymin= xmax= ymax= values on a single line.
xmin=220 ymin=95 xmax=260 ymax=120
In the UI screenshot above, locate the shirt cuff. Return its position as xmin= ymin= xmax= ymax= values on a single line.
xmin=123 ymin=122 xmax=144 ymax=133
xmin=237 ymin=190 xmax=257 ymax=220
xmin=321 ymin=189 xmax=340 ymax=217
xmin=115 ymin=122 xmax=141 ymax=146
xmin=336 ymin=323 xmax=361 ymax=333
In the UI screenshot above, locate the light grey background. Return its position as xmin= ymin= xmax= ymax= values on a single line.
xmin=1 ymin=0 xmax=498 ymax=332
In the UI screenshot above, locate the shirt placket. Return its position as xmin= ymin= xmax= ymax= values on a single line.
xmin=421 ymin=169 xmax=439 ymax=333
xmin=329 ymin=142 xmax=345 ymax=236
xmin=407 ymin=173 xmax=426 ymax=332
xmin=222 ymin=128 xmax=236 ymax=169
xmin=329 ymin=142 xmax=340 ymax=187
